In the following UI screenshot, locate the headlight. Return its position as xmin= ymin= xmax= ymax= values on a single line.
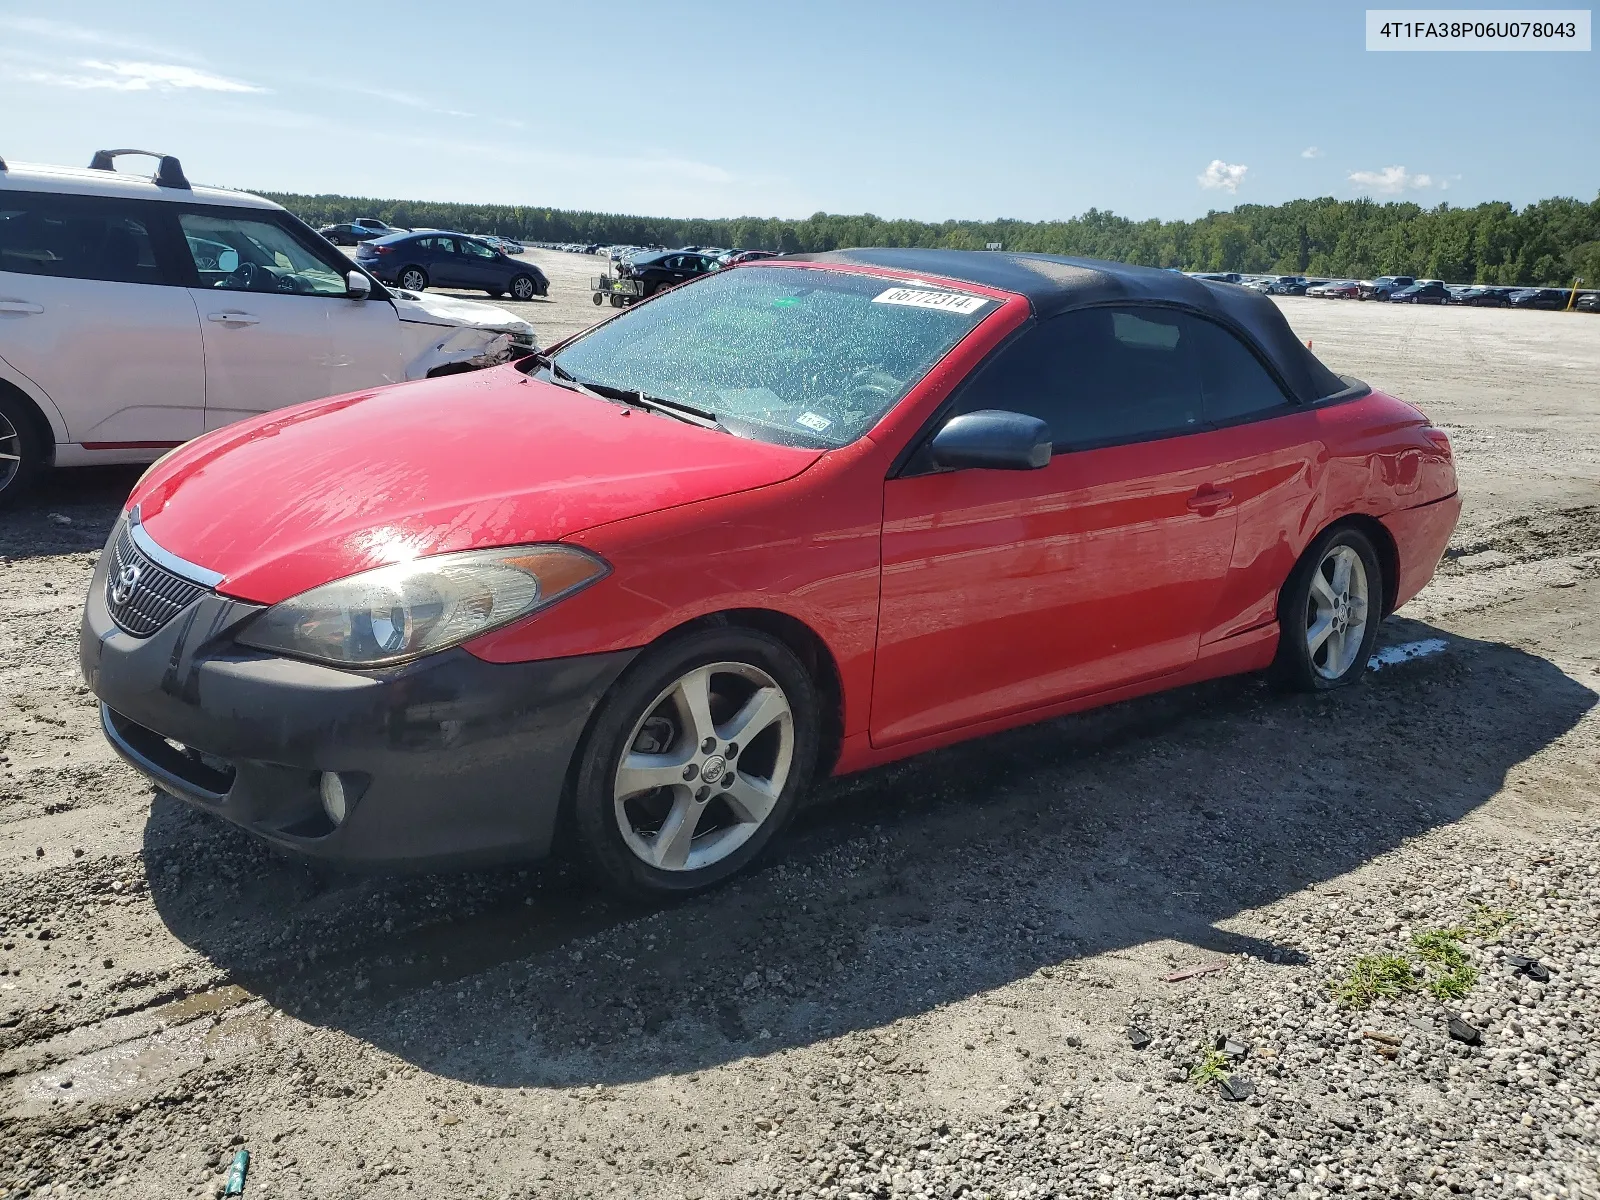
xmin=236 ymin=545 xmax=608 ymax=667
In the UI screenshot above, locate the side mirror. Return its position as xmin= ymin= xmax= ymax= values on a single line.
xmin=346 ymin=270 xmax=372 ymax=300
xmin=216 ymin=249 xmax=240 ymax=274
xmin=928 ymin=410 xmax=1052 ymax=471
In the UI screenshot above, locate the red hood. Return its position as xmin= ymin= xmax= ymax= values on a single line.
xmin=131 ymin=367 xmax=820 ymax=605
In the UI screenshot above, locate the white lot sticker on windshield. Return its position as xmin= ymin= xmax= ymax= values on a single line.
xmin=795 ymin=411 xmax=832 ymax=433
xmin=872 ymin=287 xmax=990 ymax=315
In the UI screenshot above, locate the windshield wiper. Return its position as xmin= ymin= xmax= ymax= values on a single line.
xmin=623 ymin=389 xmax=724 ymax=431
xmin=532 ymin=354 xmax=727 ymax=432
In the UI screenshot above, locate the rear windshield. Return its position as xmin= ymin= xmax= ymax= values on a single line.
xmin=544 ymin=265 xmax=997 ymax=448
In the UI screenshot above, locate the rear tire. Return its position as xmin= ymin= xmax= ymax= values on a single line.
xmin=0 ymin=388 xmax=49 ymax=509
xmin=1270 ymin=525 xmax=1384 ymax=692
xmin=570 ymin=627 xmax=820 ymax=898
xmin=398 ymin=267 xmax=428 ymax=291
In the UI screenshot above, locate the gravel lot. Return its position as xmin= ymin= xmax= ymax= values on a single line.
xmin=2 ymin=276 xmax=1598 ymax=1200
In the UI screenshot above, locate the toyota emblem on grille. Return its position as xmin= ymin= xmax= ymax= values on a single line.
xmin=110 ymin=562 xmax=143 ymax=606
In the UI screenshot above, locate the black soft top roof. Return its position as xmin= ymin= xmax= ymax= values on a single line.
xmin=791 ymin=248 xmax=1350 ymax=404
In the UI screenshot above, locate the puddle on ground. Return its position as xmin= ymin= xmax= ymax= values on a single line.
xmin=5 ymin=996 xmax=282 ymax=1118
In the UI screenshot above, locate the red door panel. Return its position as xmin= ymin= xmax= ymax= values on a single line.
xmin=1201 ymin=409 xmax=1326 ymax=643
xmin=872 ymin=433 xmax=1241 ymax=748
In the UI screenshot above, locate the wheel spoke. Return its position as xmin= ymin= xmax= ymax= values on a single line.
xmin=615 ymin=753 xmax=690 ymax=801
xmin=720 ymin=686 xmax=788 ymax=749
xmin=649 ymin=794 xmax=702 ymax=870
xmin=1331 ymin=549 xmax=1353 ymax=595
xmin=722 ymin=773 xmax=778 ymax=826
xmin=0 ymin=453 xmax=18 ymax=462
xmin=1309 ymin=569 xmax=1337 ymax=610
xmin=1327 ymin=625 xmax=1350 ymax=674
xmin=1306 ymin=614 xmax=1335 ymax=654
xmin=668 ymin=667 xmax=719 ymax=747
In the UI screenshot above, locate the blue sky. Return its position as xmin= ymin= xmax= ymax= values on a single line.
xmin=1 ymin=0 xmax=1594 ymax=221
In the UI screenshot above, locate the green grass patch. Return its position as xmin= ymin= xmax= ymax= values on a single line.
xmin=1467 ymin=902 xmax=1516 ymax=939
xmin=1413 ymin=928 xmax=1479 ymax=1000
xmin=1332 ymin=954 xmax=1419 ymax=1009
xmin=1189 ymin=1050 xmax=1232 ymax=1089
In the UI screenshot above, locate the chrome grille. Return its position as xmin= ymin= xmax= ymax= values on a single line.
xmin=105 ymin=521 xmax=209 ymax=637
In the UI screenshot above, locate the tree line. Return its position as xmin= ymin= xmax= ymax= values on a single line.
xmin=264 ymin=189 xmax=1600 ymax=287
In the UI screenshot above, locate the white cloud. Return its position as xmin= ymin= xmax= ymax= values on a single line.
xmin=1301 ymin=146 xmax=1322 ymax=159
xmin=20 ymin=59 xmax=266 ymax=93
xmin=1197 ymin=159 xmax=1248 ymax=193
xmin=1348 ymin=165 xmax=1433 ymax=194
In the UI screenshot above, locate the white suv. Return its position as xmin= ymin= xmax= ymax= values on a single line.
xmin=0 ymin=150 xmax=538 ymax=504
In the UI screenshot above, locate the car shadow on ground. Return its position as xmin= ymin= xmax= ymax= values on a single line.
xmin=0 ymin=467 xmax=139 ymax=561
xmin=142 ymin=616 xmax=1596 ymax=1087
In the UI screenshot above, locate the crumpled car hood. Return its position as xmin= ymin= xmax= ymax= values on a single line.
xmin=388 ymin=289 xmax=538 ymax=380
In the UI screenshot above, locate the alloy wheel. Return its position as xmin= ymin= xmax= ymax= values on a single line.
xmin=0 ymin=409 xmax=21 ymax=494
xmin=1306 ymin=544 xmax=1370 ymax=680
xmin=511 ymin=276 xmax=537 ymax=301
xmin=400 ymin=269 xmax=427 ymax=291
xmin=613 ymin=661 xmax=794 ymax=872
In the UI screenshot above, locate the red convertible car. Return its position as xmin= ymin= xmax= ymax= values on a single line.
xmin=81 ymin=250 xmax=1459 ymax=896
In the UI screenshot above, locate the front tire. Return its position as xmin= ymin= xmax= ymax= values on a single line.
xmin=570 ymin=628 xmax=820 ymax=897
xmin=509 ymin=274 xmax=538 ymax=301
xmin=1271 ymin=526 xmax=1384 ymax=691
xmin=398 ymin=267 xmax=428 ymax=291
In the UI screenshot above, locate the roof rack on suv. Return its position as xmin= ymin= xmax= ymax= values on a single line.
xmin=87 ymin=149 xmax=190 ymax=190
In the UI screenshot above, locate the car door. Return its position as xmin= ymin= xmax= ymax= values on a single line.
xmin=455 ymin=237 xmax=502 ymax=289
xmin=0 ymin=190 xmax=204 ymax=448
xmin=419 ymin=237 xmax=464 ymax=288
xmin=1183 ymin=315 xmax=1324 ymax=642
xmin=871 ymin=306 xmax=1241 ymax=748
xmin=176 ymin=207 xmax=405 ymax=431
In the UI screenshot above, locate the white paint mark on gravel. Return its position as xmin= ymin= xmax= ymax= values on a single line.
xmin=1368 ymin=638 xmax=1449 ymax=671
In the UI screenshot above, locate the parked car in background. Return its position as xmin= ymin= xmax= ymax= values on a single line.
xmin=720 ymin=249 xmax=779 ymax=266
xmin=1390 ymin=281 xmax=1451 ymax=305
xmin=1508 ymin=287 xmax=1568 ymax=310
xmin=354 ymin=217 xmax=406 ymax=238
xmin=81 ymin=249 xmax=1458 ymax=897
xmin=1453 ymin=286 xmax=1512 ymax=307
xmin=357 ymin=232 xmax=549 ymax=299
xmin=0 ymin=151 xmax=535 ymax=505
xmin=1359 ymin=276 xmax=1415 ymax=301
xmin=1576 ymin=291 xmax=1600 ymax=313
xmin=477 ymin=234 xmax=525 ymax=255
xmin=616 ymin=249 xmax=721 ymax=297
xmin=1189 ymin=272 xmax=1244 ymax=284
xmin=1306 ymin=280 xmax=1360 ymax=298
xmin=319 ymin=222 xmax=383 ymax=246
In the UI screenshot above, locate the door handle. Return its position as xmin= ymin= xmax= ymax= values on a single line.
xmin=0 ymin=300 xmax=44 ymax=315
xmin=1186 ymin=486 xmax=1234 ymax=513
xmin=207 ymin=312 xmax=260 ymax=325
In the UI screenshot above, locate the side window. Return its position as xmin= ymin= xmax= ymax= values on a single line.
xmin=950 ymin=306 xmax=1203 ymax=450
xmin=0 ymin=193 xmax=164 ymax=285
xmin=1185 ymin=317 xmax=1291 ymax=424
xmin=461 ymin=239 xmax=497 ymax=259
xmin=179 ymin=212 xmax=347 ymax=296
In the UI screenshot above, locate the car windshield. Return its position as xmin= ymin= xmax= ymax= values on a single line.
xmin=542 ymin=266 xmax=998 ymax=448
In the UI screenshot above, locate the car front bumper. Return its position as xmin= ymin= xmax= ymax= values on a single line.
xmin=79 ymin=550 xmax=635 ymax=870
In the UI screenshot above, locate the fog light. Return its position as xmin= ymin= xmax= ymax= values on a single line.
xmin=319 ymin=771 xmax=348 ymax=826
